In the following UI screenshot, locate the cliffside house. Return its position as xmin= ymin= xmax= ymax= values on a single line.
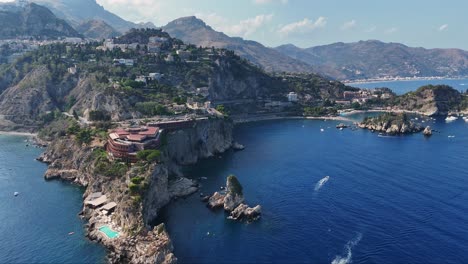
xmin=288 ymin=92 xmax=298 ymax=102
xmin=113 ymin=59 xmax=134 ymax=66
xmin=106 ymin=126 xmax=162 ymax=162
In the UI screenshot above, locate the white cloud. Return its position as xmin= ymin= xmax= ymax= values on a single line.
xmin=341 ymin=20 xmax=357 ymax=30
xmin=385 ymin=27 xmax=398 ymax=34
xmin=365 ymin=25 xmax=377 ymax=33
xmin=278 ymin=17 xmax=327 ymax=36
xmin=438 ymin=24 xmax=448 ymax=31
xmin=253 ymin=0 xmax=288 ymax=4
xmin=196 ymin=13 xmax=274 ymax=38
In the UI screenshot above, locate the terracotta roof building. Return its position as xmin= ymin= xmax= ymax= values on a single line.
xmin=106 ymin=126 xmax=162 ymax=162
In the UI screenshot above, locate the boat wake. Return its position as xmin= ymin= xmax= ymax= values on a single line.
xmin=331 ymin=233 xmax=362 ymax=264
xmin=315 ymin=176 xmax=330 ymax=191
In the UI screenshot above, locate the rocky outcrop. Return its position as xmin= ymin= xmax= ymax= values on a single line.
xmin=228 ymin=204 xmax=262 ymax=222
xmin=423 ymin=126 xmax=433 ymax=137
xmin=205 ymin=175 xmax=261 ymax=222
xmin=207 ymin=192 xmax=225 ymax=209
xmin=359 ymin=113 xmax=423 ymax=135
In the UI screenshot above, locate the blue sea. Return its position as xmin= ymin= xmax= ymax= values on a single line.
xmin=0 ymin=135 xmax=106 ymax=263
xmin=349 ymin=78 xmax=468 ymax=95
xmin=1 ymin=79 xmax=468 ymax=263
xmin=160 ymin=117 xmax=468 ymax=263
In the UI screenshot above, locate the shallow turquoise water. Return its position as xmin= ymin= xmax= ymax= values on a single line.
xmin=0 ymin=135 xmax=106 ymax=263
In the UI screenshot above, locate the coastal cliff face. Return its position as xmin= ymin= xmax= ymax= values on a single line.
xmin=143 ymin=118 xmax=234 ymax=225
xmin=164 ymin=118 xmax=234 ymax=166
xmin=37 ymin=117 xmax=234 ymax=263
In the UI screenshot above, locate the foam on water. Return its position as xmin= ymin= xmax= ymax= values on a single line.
xmin=331 ymin=233 xmax=363 ymax=264
xmin=315 ymin=176 xmax=330 ymax=191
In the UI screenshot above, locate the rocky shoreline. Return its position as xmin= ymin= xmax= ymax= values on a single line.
xmin=358 ymin=112 xmax=424 ymax=135
xmin=206 ymin=175 xmax=261 ymax=222
xmin=35 ymin=118 xmax=235 ymax=264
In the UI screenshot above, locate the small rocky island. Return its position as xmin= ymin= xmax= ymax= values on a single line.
xmin=358 ymin=113 xmax=425 ymax=135
xmin=206 ymin=175 xmax=261 ymax=222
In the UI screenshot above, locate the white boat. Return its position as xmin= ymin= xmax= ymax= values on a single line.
xmin=14 ymin=192 xmax=19 ymax=196
xmin=463 ymin=117 xmax=468 ymax=122
xmin=445 ymin=116 xmax=458 ymax=122
xmin=320 ymin=128 xmax=325 ymax=132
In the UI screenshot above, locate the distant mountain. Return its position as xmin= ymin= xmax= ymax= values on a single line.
xmin=163 ymin=16 xmax=316 ymax=74
xmin=76 ymin=19 xmax=120 ymax=39
xmin=275 ymin=40 xmax=468 ymax=81
xmin=30 ymin=0 xmax=153 ymax=33
xmin=0 ymin=2 xmax=80 ymax=39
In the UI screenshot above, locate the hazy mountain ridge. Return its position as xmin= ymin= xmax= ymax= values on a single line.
xmin=29 ymin=0 xmax=151 ymax=33
xmin=76 ymin=19 xmax=120 ymax=39
xmin=0 ymin=2 xmax=80 ymax=39
xmin=163 ymin=16 xmax=317 ymax=74
xmin=276 ymin=40 xmax=468 ymax=80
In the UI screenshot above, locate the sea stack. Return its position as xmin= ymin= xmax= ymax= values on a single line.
xmin=423 ymin=126 xmax=433 ymax=137
xmin=206 ymin=175 xmax=261 ymax=222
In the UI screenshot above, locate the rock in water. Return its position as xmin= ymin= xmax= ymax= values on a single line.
xmin=224 ymin=192 xmax=245 ymax=211
xmin=423 ymin=126 xmax=433 ymax=137
xmin=228 ymin=204 xmax=262 ymax=221
xmin=224 ymin=175 xmax=245 ymax=211
xmin=232 ymin=142 xmax=245 ymax=151
xmin=208 ymin=192 xmax=225 ymax=209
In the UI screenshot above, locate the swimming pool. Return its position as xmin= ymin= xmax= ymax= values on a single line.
xmin=98 ymin=226 xmax=119 ymax=239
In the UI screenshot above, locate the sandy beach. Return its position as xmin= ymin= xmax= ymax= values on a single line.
xmin=0 ymin=131 xmax=37 ymax=137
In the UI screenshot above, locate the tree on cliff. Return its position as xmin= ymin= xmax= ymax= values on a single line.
xmin=227 ymin=175 xmax=243 ymax=195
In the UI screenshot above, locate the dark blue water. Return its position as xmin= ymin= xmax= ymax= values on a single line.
xmin=161 ymin=117 xmax=468 ymax=264
xmin=0 ymin=135 xmax=106 ymax=263
xmin=349 ymin=78 xmax=468 ymax=95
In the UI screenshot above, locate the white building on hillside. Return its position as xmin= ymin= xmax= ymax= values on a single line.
xmin=288 ymin=92 xmax=298 ymax=102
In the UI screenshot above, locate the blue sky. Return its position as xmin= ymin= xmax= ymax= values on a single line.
xmin=93 ymin=0 xmax=467 ymax=49
xmin=2 ymin=0 xmax=466 ymax=49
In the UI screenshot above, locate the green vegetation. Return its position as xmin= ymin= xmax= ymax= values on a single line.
xmin=362 ymin=112 xmax=410 ymax=125
xmin=89 ymin=110 xmax=111 ymax=121
xmin=135 ymin=102 xmax=170 ymax=116
xmin=136 ymin=149 xmax=161 ymax=162
xmin=227 ymin=175 xmax=243 ymax=195
xmin=93 ymin=148 xmax=129 ymax=177
xmin=303 ymin=106 xmax=337 ymax=117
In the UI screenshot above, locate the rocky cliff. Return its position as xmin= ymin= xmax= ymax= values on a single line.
xmin=37 ymin=117 xmax=234 ymax=263
xmin=358 ymin=113 xmax=423 ymax=135
xmin=144 ymin=118 xmax=234 ymax=224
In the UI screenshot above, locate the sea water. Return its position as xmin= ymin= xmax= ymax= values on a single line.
xmin=0 ymin=135 xmax=106 ymax=263
xmin=160 ymin=116 xmax=468 ymax=264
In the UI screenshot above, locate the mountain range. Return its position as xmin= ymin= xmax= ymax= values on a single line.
xmin=3 ymin=0 xmax=468 ymax=82
xmin=162 ymin=16 xmax=316 ymax=74
xmin=275 ymin=41 xmax=468 ymax=81
xmin=0 ymin=2 xmax=80 ymax=39
xmin=30 ymin=0 xmax=147 ymax=33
